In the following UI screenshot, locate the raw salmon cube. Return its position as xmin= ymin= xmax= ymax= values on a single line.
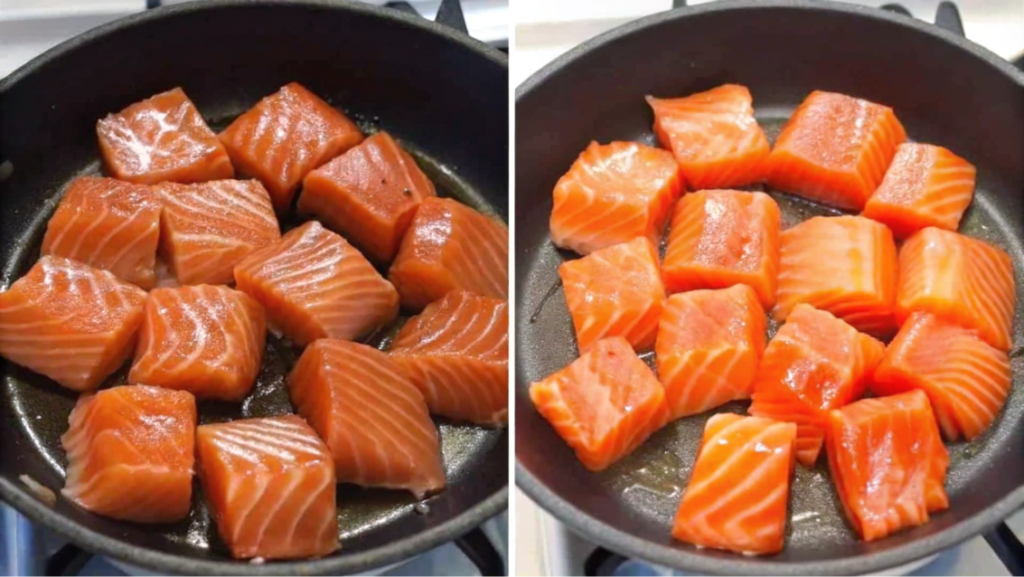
xmin=289 ymin=340 xmax=445 ymax=497
xmin=662 ymin=189 xmax=781 ymax=307
xmin=157 ymin=179 xmax=281 ymax=285
xmin=749 ymin=304 xmax=885 ymax=466
xmin=219 ymin=82 xmax=364 ymax=212
xmin=97 ymin=87 xmax=233 ymax=185
xmin=873 ymin=312 xmax=1011 ymax=441
xmin=559 ymin=237 xmax=665 ymax=353
xmin=389 ymin=291 xmax=508 ymax=426
xmin=389 ymin=197 xmax=508 ymax=311
xmin=827 ymin=390 xmax=949 ymax=541
xmin=41 ymin=176 xmax=162 ymax=289
xmin=862 ymin=143 xmax=976 ymax=239
xmin=549 ymin=141 xmax=682 ymax=255
xmin=672 ymin=414 xmax=796 ymax=555
xmin=774 ymin=215 xmax=899 ymax=338
xmin=530 ymin=337 xmax=668 ymax=471
xmin=234 ymin=221 xmax=398 ymax=346
xmin=897 ymin=227 xmax=1016 ymax=351
xmin=656 ymin=285 xmax=766 ymax=420
xmin=767 ymin=90 xmax=907 ymax=210
xmin=299 ymin=131 xmax=437 ymax=263
xmin=0 ymin=257 xmax=147 ymax=391
xmin=128 ymin=285 xmax=265 ymax=401
xmin=61 ymin=385 xmax=196 ymax=523
xmin=197 ymin=415 xmax=338 ymax=559
xmin=646 ymin=84 xmax=770 ymax=190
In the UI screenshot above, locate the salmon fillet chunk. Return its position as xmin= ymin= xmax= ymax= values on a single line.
xmin=749 ymin=304 xmax=885 ymax=466
xmin=197 ymin=415 xmax=338 ymax=560
xmin=529 ymin=337 xmax=669 ymax=471
xmin=289 ymin=340 xmax=445 ymax=497
xmin=827 ymin=390 xmax=949 ymax=541
xmin=97 ymin=87 xmax=234 ymax=185
xmin=219 ymin=82 xmax=364 ymax=212
xmin=549 ymin=141 xmax=682 ymax=255
xmin=300 ymin=131 xmax=437 ymax=263
xmin=389 ymin=291 xmax=509 ymax=426
xmin=672 ymin=414 xmax=796 ymax=556
xmin=61 ymin=385 xmax=196 ymax=523
xmin=767 ymin=90 xmax=907 ymax=210
xmin=0 ymin=257 xmax=147 ymax=391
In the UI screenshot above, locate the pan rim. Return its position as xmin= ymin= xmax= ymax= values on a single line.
xmin=0 ymin=0 xmax=508 ymax=574
xmin=514 ymin=0 xmax=1024 ymax=574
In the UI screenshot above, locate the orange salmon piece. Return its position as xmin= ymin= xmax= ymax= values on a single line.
xmin=775 ymin=215 xmax=899 ymax=338
xmin=862 ymin=143 xmax=976 ymax=239
xmin=128 ymin=285 xmax=265 ymax=401
xmin=0 ymin=257 xmax=147 ymax=391
xmin=389 ymin=197 xmax=508 ymax=311
xmin=559 ymin=237 xmax=665 ymax=353
xmin=529 ymin=337 xmax=669 ymax=471
xmin=97 ymin=87 xmax=233 ymax=185
xmin=873 ymin=312 xmax=1011 ymax=441
xmin=897 ymin=227 xmax=1016 ymax=351
xmin=827 ymin=390 xmax=949 ymax=541
xmin=767 ymin=91 xmax=907 ymax=210
xmin=235 ymin=221 xmax=399 ymax=346
xmin=662 ymin=189 xmax=781 ymax=307
xmin=656 ymin=285 xmax=766 ymax=420
xmin=289 ymin=340 xmax=445 ymax=497
xmin=197 ymin=415 xmax=338 ymax=560
xmin=672 ymin=414 xmax=796 ymax=555
xmin=300 ymin=131 xmax=437 ymax=263
xmin=219 ymin=82 xmax=364 ymax=212
xmin=749 ymin=304 xmax=885 ymax=466
xmin=646 ymin=84 xmax=770 ymax=190
xmin=61 ymin=385 xmax=196 ymax=523
xmin=41 ymin=176 xmax=162 ymax=289
xmin=158 ymin=179 xmax=281 ymax=286
xmin=389 ymin=291 xmax=508 ymax=426
xmin=549 ymin=141 xmax=682 ymax=255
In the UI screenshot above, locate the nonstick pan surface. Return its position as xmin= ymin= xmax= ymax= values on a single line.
xmin=515 ymin=1 xmax=1024 ymax=574
xmin=0 ymin=1 xmax=508 ymax=575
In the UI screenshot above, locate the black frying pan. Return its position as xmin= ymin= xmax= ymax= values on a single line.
xmin=515 ymin=1 xmax=1024 ymax=574
xmin=0 ymin=1 xmax=507 ymax=574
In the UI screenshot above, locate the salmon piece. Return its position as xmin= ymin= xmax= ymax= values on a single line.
xmin=861 ymin=143 xmax=976 ymax=239
xmin=0 ymin=257 xmax=147 ymax=391
xmin=97 ymin=87 xmax=233 ymax=185
xmin=767 ymin=91 xmax=907 ymax=210
xmin=197 ymin=415 xmax=338 ymax=559
xmin=897 ymin=227 xmax=1016 ymax=351
xmin=656 ymin=285 xmax=766 ymax=420
xmin=40 ymin=177 xmax=162 ymax=289
xmin=389 ymin=291 xmax=508 ymax=426
xmin=234 ymin=221 xmax=398 ymax=346
xmin=61 ymin=385 xmax=196 ymax=523
xmin=827 ymin=390 xmax=949 ymax=541
xmin=872 ymin=312 xmax=1011 ymax=441
xmin=529 ymin=336 xmax=669 ymax=471
xmin=157 ymin=179 xmax=281 ymax=285
xmin=749 ymin=304 xmax=884 ymax=466
xmin=128 ymin=285 xmax=265 ymax=401
xmin=672 ymin=414 xmax=796 ymax=555
xmin=549 ymin=141 xmax=682 ymax=255
xmin=219 ymin=82 xmax=364 ymax=212
xmin=289 ymin=340 xmax=445 ymax=497
xmin=389 ymin=197 xmax=508 ymax=311
xmin=299 ymin=131 xmax=437 ymax=263
xmin=559 ymin=237 xmax=665 ymax=353
xmin=774 ymin=215 xmax=899 ymax=338
xmin=662 ymin=189 xmax=781 ymax=307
